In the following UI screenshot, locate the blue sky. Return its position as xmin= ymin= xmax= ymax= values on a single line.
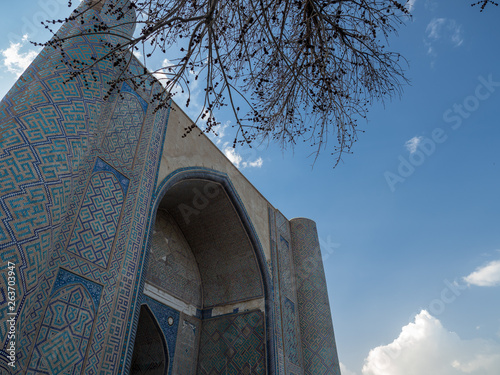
xmin=1 ymin=0 xmax=500 ymax=374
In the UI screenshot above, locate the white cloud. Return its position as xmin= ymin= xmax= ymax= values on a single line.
xmin=426 ymin=18 xmax=446 ymax=39
xmin=340 ymin=362 xmax=359 ymax=375
xmin=223 ymin=146 xmax=263 ymax=169
xmin=405 ymin=0 xmax=417 ymax=12
xmin=153 ymin=58 xmax=201 ymax=108
xmin=247 ymin=157 xmax=263 ymax=168
xmin=132 ymin=49 xmax=142 ymax=59
xmin=207 ymin=121 xmax=230 ymax=145
xmin=207 ymin=122 xmax=264 ymax=169
xmin=224 ymin=147 xmax=243 ymax=167
xmin=426 ymin=18 xmax=464 ymax=50
xmin=405 ymin=136 xmax=423 ymax=154
xmin=463 ymin=260 xmax=500 ymax=287
xmin=1 ymin=35 xmax=38 ymax=76
xmin=425 ymin=18 xmax=463 ymax=65
xmin=362 ymin=310 xmax=500 ymax=375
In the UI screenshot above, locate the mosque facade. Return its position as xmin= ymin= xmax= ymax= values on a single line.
xmin=0 ymin=0 xmax=341 ymax=373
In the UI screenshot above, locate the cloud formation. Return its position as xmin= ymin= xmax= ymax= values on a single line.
xmin=223 ymin=146 xmax=263 ymax=169
xmin=362 ymin=310 xmax=500 ymax=375
xmin=153 ymin=58 xmax=202 ymax=109
xmin=207 ymin=122 xmax=229 ymax=146
xmin=205 ymin=121 xmax=264 ymax=169
xmin=425 ymin=18 xmax=464 ymax=55
xmin=340 ymin=362 xmax=358 ymax=375
xmin=424 ymin=18 xmax=464 ymax=63
xmin=463 ymin=260 xmax=500 ymax=287
xmin=1 ymin=35 xmax=38 ymax=76
xmin=405 ymin=136 xmax=423 ymax=154
xmin=405 ymin=0 xmax=417 ymax=12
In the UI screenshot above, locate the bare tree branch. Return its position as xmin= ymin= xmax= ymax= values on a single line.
xmin=41 ymin=0 xmax=413 ymax=166
xmin=471 ymin=0 xmax=498 ymax=11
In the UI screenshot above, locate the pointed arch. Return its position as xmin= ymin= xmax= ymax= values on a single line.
xmin=148 ymin=167 xmax=276 ymax=374
xmin=130 ymin=304 xmax=168 ymax=375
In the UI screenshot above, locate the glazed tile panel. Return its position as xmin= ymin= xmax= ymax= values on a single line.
xmin=290 ymin=219 xmax=341 ymax=375
xmin=268 ymin=208 xmax=286 ymax=375
xmin=101 ymin=83 xmax=147 ymax=170
xmin=66 ymin=159 xmax=129 ymax=268
xmin=275 ymin=211 xmax=304 ymax=374
xmin=0 ymin=4 xmax=127 ymax=370
xmin=137 ymin=295 xmax=180 ymax=375
xmin=0 ymin=1 xmax=166 ymax=372
xmin=197 ymin=310 xmax=266 ymax=374
xmin=27 ymin=268 xmax=103 ymax=374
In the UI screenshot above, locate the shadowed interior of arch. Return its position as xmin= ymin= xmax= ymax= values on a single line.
xmin=140 ymin=178 xmax=268 ymax=373
xmin=130 ymin=304 xmax=168 ymax=375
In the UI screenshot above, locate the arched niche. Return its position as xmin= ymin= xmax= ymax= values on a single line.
xmin=145 ymin=208 xmax=203 ymax=308
xmin=130 ymin=305 xmax=168 ymax=375
xmin=140 ymin=168 xmax=275 ymax=374
xmin=151 ymin=179 xmax=264 ymax=307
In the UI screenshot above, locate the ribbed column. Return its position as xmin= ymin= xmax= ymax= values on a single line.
xmin=290 ymin=218 xmax=341 ymax=375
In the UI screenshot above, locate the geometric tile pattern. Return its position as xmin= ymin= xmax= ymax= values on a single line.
xmin=0 ymin=5 xmax=122 ymax=369
xmin=111 ymin=85 xmax=166 ymax=375
xmin=101 ymin=83 xmax=147 ymax=170
xmin=197 ymin=310 xmax=266 ymax=374
xmin=268 ymin=208 xmax=286 ymax=375
xmin=27 ymin=269 xmax=102 ymax=374
xmin=119 ymin=87 xmax=171 ymax=375
xmin=51 ymin=268 xmax=104 ymax=311
xmin=66 ymin=162 xmax=128 ymax=268
xmin=109 ymin=80 xmax=166 ymax=375
xmin=91 ymin=157 xmax=131 ymax=193
xmin=121 ymin=82 xmax=148 ymax=113
xmin=283 ymin=297 xmax=300 ymax=366
xmin=278 ymin=236 xmax=294 ymax=299
xmin=99 ymin=0 xmax=137 ymax=39
xmin=275 ymin=210 xmax=304 ymax=373
xmin=290 ymin=219 xmax=341 ymax=375
xmin=140 ymin=295 xmax=180 ymax=375
xmin=0 ymin=1 xmax=165 ymax=373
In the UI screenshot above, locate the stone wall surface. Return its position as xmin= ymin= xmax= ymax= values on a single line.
xmin=145 ymin=209 xmax=202 ymax=309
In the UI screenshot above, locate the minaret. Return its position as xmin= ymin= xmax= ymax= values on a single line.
xmin=290 ymin=218 xmax=341 ymax=375
xmin=0 ymin=0 xmax=138 ymax=372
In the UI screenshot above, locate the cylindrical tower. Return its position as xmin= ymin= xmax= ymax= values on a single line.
xmin=290 ymin=218 xmax=341 ymax=375
xmin=0 ymin=1 xmax=136 ymax=372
